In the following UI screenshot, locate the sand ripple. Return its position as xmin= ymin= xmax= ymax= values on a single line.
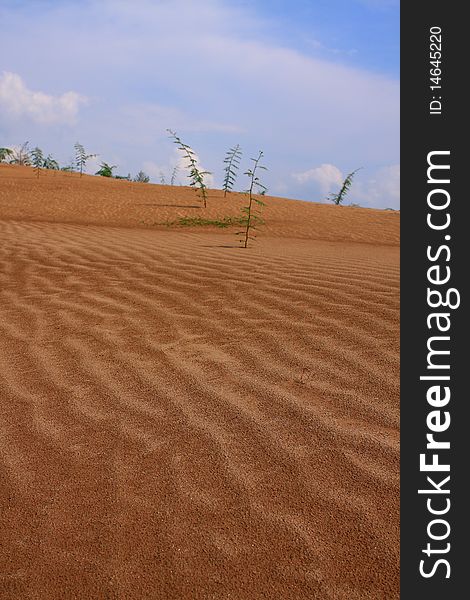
xmin=0 ymin=190 xmax=398 ymax=599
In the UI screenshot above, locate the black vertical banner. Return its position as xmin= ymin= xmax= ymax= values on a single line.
xmin=401 ymin=4 xmax=467 ymax=598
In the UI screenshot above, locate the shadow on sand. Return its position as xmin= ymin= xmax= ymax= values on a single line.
xmin=136 ymin=203 xmax=202 ymax=209
xmin=201 ymin=244 xmax=244 ymax=249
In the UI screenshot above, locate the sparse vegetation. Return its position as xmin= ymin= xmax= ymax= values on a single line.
xmin=44 ymin=154 xmax=60 ymax=170
xmin=167 ymin=129 xmax=211 ymax=208
xmin=170 ymin=165 xmax=179 ymax=186
xmin=328 ymin=168 xmax=361 ymax=205
xmin=31 ymin=147 xmax=44 ymax=178
xmin=74 ymin=142 xmax=96 ymax=177
xmin=222 ymin=144 xmax=242 ymax=197
xmin=3 ymin=144 xmax=59 ymax=173
xmin=238 ymin=151 xmax=267 ymax=248
xmin=0 ymin=147 xmax=13 ymax=162
xmin=134 ymin=170 xmax=150 ymax=183
xmin=95 ymin=162 xmax=116 ymax=177
xmin=9 ymin=142 xmax=31 ymax=166
xmin=166 ymin=216 xmax=246 ymax=228
xmin=1 ymin=136 xmax=394 ymax=257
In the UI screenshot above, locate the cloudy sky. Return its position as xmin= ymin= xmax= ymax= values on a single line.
xmin=0 ymin=0 xmax=399 ymax=208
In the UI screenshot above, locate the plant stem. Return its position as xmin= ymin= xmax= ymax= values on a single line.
xmin=243 ymin=151 xmax=263 ymax=248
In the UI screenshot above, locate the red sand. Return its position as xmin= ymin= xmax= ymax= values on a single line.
xmin=0 ymin=165 xmax=399 ymax=599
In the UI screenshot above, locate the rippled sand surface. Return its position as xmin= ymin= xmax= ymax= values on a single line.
xmin=0 ymin=166 xmax=399 ymax=599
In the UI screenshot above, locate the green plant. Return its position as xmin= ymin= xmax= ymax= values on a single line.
xmin=0 ymin=147 xmax=13 ymax=163
xmin=328 ymin=168 xmax=361 ymax=205
xmin=43 ymin=154 xmax=60 ymax=170
xmin=134 ymin=170 xmax=150 ymax=183
xmin=167 ymin=129 xmax=211 ymax=208
xmin=9 ymin=142 xmax=31 ymax=166
xmin=170 ymin=165 xmax=179 ymax=186
xmin=95 ymin=162 xmax=116 ymax=177
xmin=74 ymin=142 xmax=96 ymax=177
xmin=238 ymin=151 xmax=267 ymax=248
xmin=165 ymin=216 xmax=246 ymax=228
xmin=31 ymin=147 xmax=44 ymax=179
xmin=222 ymin=144 xmax=242 ymax=197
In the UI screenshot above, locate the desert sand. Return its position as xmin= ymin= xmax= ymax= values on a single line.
xmin=0 ymin=165 xmax=399 ymax=599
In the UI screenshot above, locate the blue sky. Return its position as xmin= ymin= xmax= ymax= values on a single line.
xmin=0 ymin=0 xmax=399 ymax=208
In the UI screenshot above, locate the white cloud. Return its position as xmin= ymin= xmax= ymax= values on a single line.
xmin=143 ymin=148 xmax=215 ymax=187
xmin=122 ymin=104 xmax=242 ymax=138
xmin=85 ymin=154 xmax=102 ymax=175
xmin=293 ymin=163 xmax=343 ymax=194
xmin=291 ymin=163 xmax=399 ymax=208
xmin=176 ymin=150 xmax=215 ymax=188
xmin=355 ymin=164 xmax=400 ymax=208
xmin=0 ymin=71 xmax=86 ymax=125
xmin=142 ymin=161 xmax=168 ymax=183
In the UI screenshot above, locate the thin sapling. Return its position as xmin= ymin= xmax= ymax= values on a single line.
xmin=74 ymin=142 xmax=96 ymax=177
xmin=237 ymin=151 xmax=267 ymax=248
xmin=170 ymin=165 xmax=179 ymax=186
xmin=167 ymin=129 xmax=211 ymax=208
xmin=328 ymin=168 xmax=361 ymax=205
xmin=222 ymin=144 xmax=242 ymax=197
xmin=31 ymin=147 xmax=44 ymax=179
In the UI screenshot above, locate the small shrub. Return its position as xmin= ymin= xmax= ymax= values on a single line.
xmin=44 ymin=154 xmax=60 ymax=170
xmin=95 ymin=162 xmax=116 ymax=177
xmin=0 ymin=147 xmax=13 ymax=163
xmin=134 ymin=170 xmax=150 ymax=183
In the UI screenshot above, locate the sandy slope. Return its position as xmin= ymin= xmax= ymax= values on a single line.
xmin=0 ymin=166 xmax=399 ymax=599
xmin=0 ymin=165 xmax=399 ymax=244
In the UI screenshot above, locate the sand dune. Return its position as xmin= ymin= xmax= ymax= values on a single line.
xmin=0 ymin=166 xmax=399 ymax=599
xmin=0 ymin=165 xmax=399 ymax=244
